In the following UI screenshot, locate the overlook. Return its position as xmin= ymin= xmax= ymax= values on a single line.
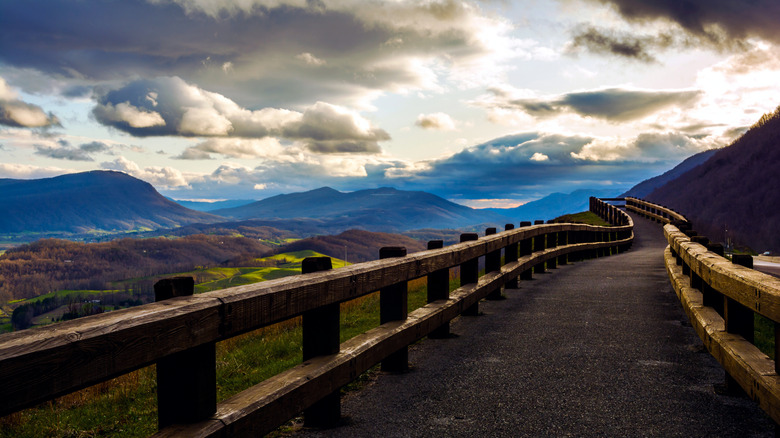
xmin=0 ymin=199 xmax=778 ymax=437
xmin=2 ymin=0 xmax=780 ymax=436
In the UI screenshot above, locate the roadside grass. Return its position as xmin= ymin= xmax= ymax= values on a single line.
xmin=555 ymin=211 xmax=612 ymax=226
xmin=755 ymin=314 xmax=775 ymax=360
xmin=1 ymin=258 xmax=459 ymax=437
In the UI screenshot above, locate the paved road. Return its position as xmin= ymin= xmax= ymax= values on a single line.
xmin=297 ymin=214 xmax=774 ymax=437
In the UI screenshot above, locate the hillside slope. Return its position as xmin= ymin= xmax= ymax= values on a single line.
xmin=647 ymin=107 xmax=780 ymax=252
xmin=489 ymin=188 xmax=621 ymax=221
xmin=621 ymin=149 xmax=718 ymax=198
xmin=214 ymin=186 xmax=511 ymax=231
xmin=0 ymin=171 xmax=222 ymax=234
xmin=276 ymin=229 xmax=428 ymax=263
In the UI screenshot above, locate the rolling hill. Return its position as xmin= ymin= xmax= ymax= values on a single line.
xmin=213 ymin=186 xmax=511 ymax=231
xmin=0 ymin=170 xmax=223 ymax=235
xmin=646 ymin=107 xmax=780 ymax=252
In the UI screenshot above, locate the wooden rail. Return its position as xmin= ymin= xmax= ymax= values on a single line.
xmin=0 ymin=199 xmax=632 ymax=436
xmin=630 ymin=197 xmax=780 ymax=425
xmin=625 ymin=197 xmax=687 ymax=223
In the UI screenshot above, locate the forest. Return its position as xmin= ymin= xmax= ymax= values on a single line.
xmin=0 ymin=234 xmax=274 ymax=303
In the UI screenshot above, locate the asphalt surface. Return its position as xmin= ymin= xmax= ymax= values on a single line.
xmin=296 ymin=214 xmax=774 ymax=437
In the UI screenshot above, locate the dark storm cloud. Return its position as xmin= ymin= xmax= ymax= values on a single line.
xmin=61 ymin=85 xmax=93 ymax=99
xmin=568 ymin=26 xmax=678 ymax=63
xmin=0 ymin=0 xmax=502 ymax=108
xmin=391 ymin=131 xmax=711 ymax=199
xmin=587 ymin=0 xmax=780 ymax=46
xmin=500 ymin=88 xmax=701 ymax=122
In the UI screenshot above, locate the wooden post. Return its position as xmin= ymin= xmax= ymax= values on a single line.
xmin=485 ymin=228 xmax=503 ymax=300
xmin=460 ymin=233 xmax=480 ymax=316
xmin=505 ymin=224 xmax=519 ymax=289
xmin=426 ymin=240 xmax=450 ymax=338
xmin=725 ymin=253 xmax=754 ymax=395
xmin=519 ymin=222 xmax=533 ymax=280
xmin=301 ymin=257 xmax=341 ymax=428
xmin=546 ymin=222 xmax=557 ymax=269
xmin=533 ymin=221 xmax=545 ymax=274
xmin=557 ymin=230 xmax=568 ymax=266
xmin=380 ymin=246 xmax=409 ymax=372
xmin=154 ymin=277 xmax=216 ymax=430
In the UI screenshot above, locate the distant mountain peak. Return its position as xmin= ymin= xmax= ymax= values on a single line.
xmin=0 ymin=170 xmax=223 ymax=238
xmin=213 ymin=186 xmax=510 ymax=231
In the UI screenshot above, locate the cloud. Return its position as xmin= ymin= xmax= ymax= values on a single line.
xmin=296 ymin=52 xmax=326 ymax=66
xmin=567 ymin=26 xmax=679 ymax=63
xmin=584 ymin=0 xmax=780 ymax=48
xmin=570 ymin=132 xmax=710 ymax=162
xmin=377 ymin=131 xmax=715 ymax=200
xmin=0 ymin=0 xmax=521 ymax=108
xmin=0 ymin=77 xmax=60 ymax=128
xmin=0 ymin=162 xmax=72 ymax=179
xmin=175 ymin=138 xmax=285 ymax=159
xmin=478 ymin=86 xmax=701 ymax=122
xmin=33 ymin=140 xmax=113 ymax=161
xmin=101 ymin=156 xmax=189 ymax=188
xmin=415 ymin=112 xmax=456 ymax=130
xmin=94 ymin=102 xmax=166 ymax=129
xmin=93 ymin=77 xmax=389 ymax=153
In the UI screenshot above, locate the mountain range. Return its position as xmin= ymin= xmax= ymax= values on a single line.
xmin=0 ymin=171 xmax=221 ymax=236
xmin=0 ymin=170 xmax=649 ymax=245
xmin=212 ymin=186 xmax=511 ymax=231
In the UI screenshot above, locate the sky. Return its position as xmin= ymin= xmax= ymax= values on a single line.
xmin=2 ymin=0 xmax=780 ymax=208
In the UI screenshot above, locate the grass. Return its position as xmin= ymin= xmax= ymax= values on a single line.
xmin=0 ymin=258 xmax=457 ymax=437
xmin=555 ymin=211 xmax=612 ymax=226
xmin=755 ymin=313 xmax=775 ymax=360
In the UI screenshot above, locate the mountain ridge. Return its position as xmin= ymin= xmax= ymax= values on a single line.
xmin=213 ymin=186 xmax=512 ymax=231
xmin=0 ymin=170 xmax=223 ymax=236
xmin=646 ymin=107 xmax=780 ymax=252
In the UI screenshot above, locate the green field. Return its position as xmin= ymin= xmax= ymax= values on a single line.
xmin=0 ymin=254 xmax=453 ymax=437
xmin=1 ymin=250 xmax=346 ymax=334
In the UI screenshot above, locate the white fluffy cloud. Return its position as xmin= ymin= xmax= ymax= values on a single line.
xmin=0 ymin=162 xmax=72 ymax=179
xmin=94 ymin=102 xmax=166 ymax=129
xmin=415 ymin=112 xmax=456 ymax=130
xmin=0 ymin=77 xmax=60 ymax=128
xmin=93 ymin=77 xmax=390 ymax=154
xmin=101 ymin=156 xmax=189 ymax=188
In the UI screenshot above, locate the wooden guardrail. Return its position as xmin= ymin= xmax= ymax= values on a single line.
xmin=0 ymin=199 xmax=632 ymax=436
xmin=631 ymin=197 xmax=780 ymax=425
xmin=625 ymin=197 xmax=688 ymax=223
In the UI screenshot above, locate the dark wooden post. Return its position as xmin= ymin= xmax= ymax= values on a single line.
xmin=724 ymin=254 xmax=753 ymax=395
xmin=427 ymin=240 xmax=450 ymax=338
xmin=485 ymin=228 xmax=503 ymax=300
xmin=380 ymin=246 xmax=409 ymax=372
xmin=505 ymin=224 xmax=519 ymax=289
xmin=519 ymin=222 xmax=533 ymax=280
xmin=301 ymin=257 xmax=340 ymax=428
xmin=460 ymin=233 xmax=480 ymax=316
xmin=557 ymin=229 xmax=568 ymax=266
xmin=726 ymin=254 xmax=754 ymax=341
xmin=691 ymin=236 xmax=718 ymax=312
xmin=533 ymin=221 xmax=545 ymax=274
xmin=546 ymin=221 xmax=557 ymax=269
xmin=154 ymin=277 xmax=216 ymax=430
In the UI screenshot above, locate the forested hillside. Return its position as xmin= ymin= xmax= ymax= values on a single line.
xmin=647 ymin=106 xmax=780 ymax=252
xmin=274 ymin=229 xmax=428 ymax=263
xmin=0 ymin=235 xmax=273 ymax=302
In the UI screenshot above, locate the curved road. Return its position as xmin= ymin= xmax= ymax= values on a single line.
xmin=296 ymin=214 xmax=774 ymax=437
